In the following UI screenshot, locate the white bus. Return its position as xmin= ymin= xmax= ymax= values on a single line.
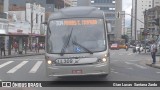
xmin=45 ymin=6 xmax=111 ymax=78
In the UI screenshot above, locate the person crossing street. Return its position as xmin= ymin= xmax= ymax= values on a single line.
xmin=150 ymin=40 xmax=157 ymax=64
xmin=0 ymin=42 xmax=6 ymax=56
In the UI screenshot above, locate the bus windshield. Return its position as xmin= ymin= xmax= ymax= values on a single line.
xmin=47 ymin=18 xmax=106 ymax=54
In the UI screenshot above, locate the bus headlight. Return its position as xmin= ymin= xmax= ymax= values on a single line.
xmin=47 ymin=60 xmax=52 ymax=65
xmin=102 ymin=58 xmax=107 ymax=62
xmin=97 ymin=58 xmax=107 ymax=63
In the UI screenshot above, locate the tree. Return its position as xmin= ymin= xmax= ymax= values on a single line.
xmin=121 ymin=35 xmax=129 ymax=43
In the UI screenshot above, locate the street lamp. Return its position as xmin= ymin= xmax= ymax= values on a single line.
xmin=124 ymin=13 xmax=144 ymax=24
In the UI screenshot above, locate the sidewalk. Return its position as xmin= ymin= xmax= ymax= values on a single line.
xmin=0 ymin=49 xmax=45 ymax=59
xmin=146 ymin=58 xmax=160 ymax=69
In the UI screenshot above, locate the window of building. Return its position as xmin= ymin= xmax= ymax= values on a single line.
xmin=112 ymin=1 xmax=115 ymax=3
xmin=149 ymin=5 xmax=151 ymax=7
xmin=0 ymin=0 xmax=4 ymax=12
xmin=3 ymin=24 xmax=8 ymax=30
xmin=91 ymin=0 xmax=94 ymax=3
xmin=100 ymin=7 xmax=109 ymax=10
xmin=109 ymin=8 xmax=115 ymax=10
xmin=36 ymin=14 xmax=38 ymax=23
xmin=94 ymin=0 xmax=113 ymax=3
xmin=0 ymin=24 xmax=2 ymax=29
xmin=41 ymin=15 xmax=43 ymax=23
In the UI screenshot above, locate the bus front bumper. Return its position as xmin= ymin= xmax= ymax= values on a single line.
xmin=46 ymin=63 xmax=110 ymax=77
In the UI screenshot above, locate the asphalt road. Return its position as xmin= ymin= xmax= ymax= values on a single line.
xmin=0 ymin=49 xmax=160 ymax=90
xmin=1 ymin=49 xmax=160 ymax=81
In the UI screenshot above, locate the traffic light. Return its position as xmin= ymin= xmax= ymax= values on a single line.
xmin=117 ymin=12 xmax=120 ymax=18
xmin=147 ymin=30 xmax=150 ymax=35
xmin=154 ymin=18 xmax=159 ymax=26
xmin=142 ymin=30 xmax=150 ymax=35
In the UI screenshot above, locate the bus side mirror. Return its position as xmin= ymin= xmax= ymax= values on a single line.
xmin=107 ymin=23 xmax=111 ymax=33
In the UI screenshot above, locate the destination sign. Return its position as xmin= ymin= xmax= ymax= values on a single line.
xmin=54 ymin=19 xmax=99 ymax=26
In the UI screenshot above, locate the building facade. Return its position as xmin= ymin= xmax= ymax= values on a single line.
xmin=91 ymin=0 xmax=122 ymax=40
xmin=144 ymin=6 xmax=160 ymax=40
xmin=121 ymin=11 xmax=125 ymax=35
xmin=7 ymin=3 xmax=45 ymax=44
xmin=9 ymin=0 xmax=72 ymax=21
xmin=153 ymin=0 xmax=160 ymax=7
xmin=132 ymin=0 xmax=154 ymax=40
xmin=0 ymin=0 xmax=9 ymax=49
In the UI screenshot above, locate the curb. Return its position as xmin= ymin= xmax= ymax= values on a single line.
xmin=0 ymin=53 xmax=45 ymax=59
xmin=146 ymin=63 xmax=160 ymax=69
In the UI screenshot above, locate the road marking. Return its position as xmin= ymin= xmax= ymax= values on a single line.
xmin=111 ymin=60 xmax=139 ymax=62
xmin=0 ymin=61 xmax=14 ymax=69
xmin=125 ymin=62 xmax=133 ymax=65
xmin=29 ymin=61 xmax=43 ymax=73
xmin=134 ymin=64 xmax=147 ymax=69
xmin=128 ymin=53 xmax=133 ymax=55
xmin=156 ymin=72 xmax=160 ymax=74
xmin=126 ymin=68 xmax=133 ymax=70
xmin=111 ymin=71 xmax=118 ymax=74
xmin=125 ymin=62 xmax=147 ymax=69
xmin=111 ymin=68 xmax=115 ymax=71
xmin=7 ymin=61 xmax=28 ymax=73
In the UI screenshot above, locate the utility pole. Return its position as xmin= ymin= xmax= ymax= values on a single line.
xmin=30 ymin=3 xmax=33 ymax=51
xmin=135 ymin=0 xmax=137 ymax=40
xmin=144 ymin=9 xmax=148 ymax=53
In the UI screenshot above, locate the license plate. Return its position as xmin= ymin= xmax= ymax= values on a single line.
xmin=72 ymin=70 xmax=82 ymax=74
xmin=56 ymin=59 xmax=80 ymax=64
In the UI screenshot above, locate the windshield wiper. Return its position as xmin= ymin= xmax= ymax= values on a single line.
xmin=72 ymin=40 xmax=93 ymax=54
xmin=60 ymin=28 xmax=73 ymax=56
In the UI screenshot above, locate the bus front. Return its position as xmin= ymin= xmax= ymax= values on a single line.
xmin=45 ymin=17 xmax=110 ymax=77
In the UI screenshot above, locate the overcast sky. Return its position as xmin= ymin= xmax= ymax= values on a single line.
xmin=122 ymin=0 xmax=132 ymax=27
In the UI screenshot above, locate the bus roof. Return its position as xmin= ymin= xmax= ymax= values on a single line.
xmin=48 ymin=6 xmax=104 ymax=20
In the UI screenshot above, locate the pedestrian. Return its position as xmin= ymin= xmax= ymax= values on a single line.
xmin=35 ymin=43 xmax=39 ymax=53
xmin=37 ymin=43 xmax=40 ymax=53
xmin=13 ymin=42 xmax=18 ymax=53
xmin=138 ymin=44 xmax=142 ymax=54
xmin=125 ymin=43 xmax=129 ymax=51
xmin=150 ymin=40 xmax=157 ymax=64
xmin=40 ymin=43 xmax=43 ymax=49
xmin=0 ymin=42 xmax=6 ymax=56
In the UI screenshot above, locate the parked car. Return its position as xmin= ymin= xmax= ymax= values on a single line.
xmin=110 ymin=43 xmax=119 ymax=50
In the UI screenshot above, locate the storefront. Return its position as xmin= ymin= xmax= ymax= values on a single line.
xmin=0 ymin=29 xmax=7 ymax=43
